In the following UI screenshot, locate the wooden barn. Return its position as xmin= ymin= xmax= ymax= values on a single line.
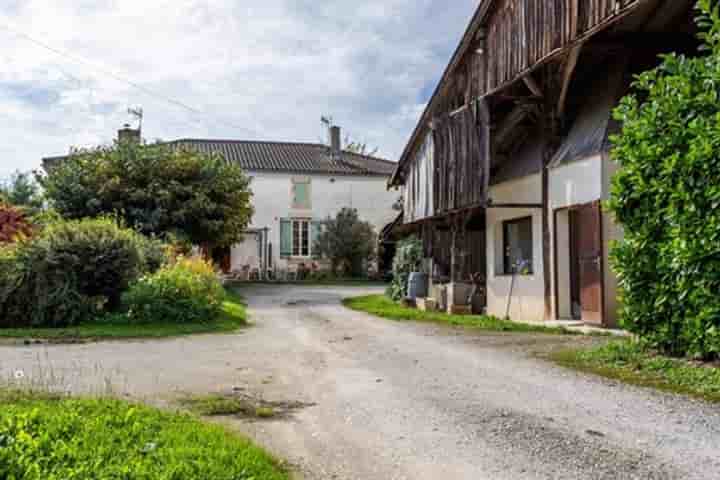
xmin=389 ymin=0 xmax=698 ymax=326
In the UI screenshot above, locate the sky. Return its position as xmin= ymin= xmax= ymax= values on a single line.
xmin=0 ymin=0 xmax=479 ymax=177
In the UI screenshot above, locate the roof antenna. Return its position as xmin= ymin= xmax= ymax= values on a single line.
xmin=128 ymin=106 xmax=144 ymax=131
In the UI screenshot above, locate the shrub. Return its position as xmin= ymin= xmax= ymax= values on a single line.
xmin=313 ymin=208 xmax=376 ymax=277
xmin=123 ymin=257 xmax=224 ymax=324
xmin=608 ymin=1 xmax=720 ymax=359
xmin=0 ymin=203 xmax=34 ymax=244
xmin=386 ymin=236 xmax=422 ymax=301
xmin=0 ymin=218 xmax=151 ymax=328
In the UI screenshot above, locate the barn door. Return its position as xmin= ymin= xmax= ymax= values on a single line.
xmin=573 ymin=203 xmax=603 ymax=325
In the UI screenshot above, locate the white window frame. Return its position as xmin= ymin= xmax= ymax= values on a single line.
xmin=291 ymin=219 xmax=311 ymax=258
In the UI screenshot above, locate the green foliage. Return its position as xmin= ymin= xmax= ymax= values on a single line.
xmin=0 ymin=393 xmax=288 ymax=480
xmin=123 ymin=257 xmax=225 ymax=324
xmin=0 ymin=218 xmax=151 ymax=328
xmin=0 ymin=171 xmax=43 ymax=215
xmin=608 ymin=1 xmax=720 ymax=359
xmin=41 ymin=141 xmax=254 ymax=248
xmin=551 ymin=340 xmax=720 ymax=403
xmin=343 ymin=295 xmax=573 ymax=335
xmin=314 ymin=207 xmax=377 ymax=277
xmin=0 ymin=290 xmax=246 ymax=340
xmin=386 ymin=236 xmax=422 ymax=301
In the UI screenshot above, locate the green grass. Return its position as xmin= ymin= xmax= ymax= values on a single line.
xmin=0 ymin=290 xmax=247 ymax=341
xmin=343 ymin=294 xmax=574 ymax=335
xmin=0 ymin=389 xmax=288 ymax=480
xmin=232 ymin=279 xmax=387 ymax=287
xmin=550 ymin=340 xmax=720 ymax=403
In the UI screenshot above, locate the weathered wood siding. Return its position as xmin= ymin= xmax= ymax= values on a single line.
xmin=433 ymin=107 xmax=489 ymax=215
xmin=484 ymin=0 xmax=640 ymax=93
xmin=403 ymin=133 xmax=434 ymax=223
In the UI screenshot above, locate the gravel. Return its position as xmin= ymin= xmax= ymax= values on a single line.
xmin=1 ymin=284 xmax=719 ymax=479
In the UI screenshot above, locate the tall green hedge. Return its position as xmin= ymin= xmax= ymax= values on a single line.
xmin=608 ymin=0 xmax=720 ymax=359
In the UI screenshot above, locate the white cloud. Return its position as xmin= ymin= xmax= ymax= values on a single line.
xmin=0 ymin=0 xmax=479 ymax=177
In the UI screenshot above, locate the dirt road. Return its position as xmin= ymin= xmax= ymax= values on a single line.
xmin=1 ymin=285 xmax=718 ymax=479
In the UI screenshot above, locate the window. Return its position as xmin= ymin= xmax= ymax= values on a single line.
xmin=292 ymin=219 xmax=310 ymax=257
xmin=292 ymin=178 xmax=311 ymax=210
xmin=503 ymin=217 xmax=533 ymax=275
xmin=280 ymin=218 xmax=322 ymax=258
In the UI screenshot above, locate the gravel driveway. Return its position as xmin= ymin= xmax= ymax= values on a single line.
xmin=1 ymin=285 xmax=718 ymax=479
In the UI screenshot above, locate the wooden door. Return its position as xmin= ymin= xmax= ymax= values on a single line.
xmin=573 ymin=203 xmax=603 ymax=325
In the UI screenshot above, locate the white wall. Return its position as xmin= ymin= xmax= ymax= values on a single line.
xmin=549 ymin=155 xmax=603 ymax=210
xmin=234 ymin=171 xmax=398 ymax=271
xmin=486 ymin=174 xmax=545 ymax=322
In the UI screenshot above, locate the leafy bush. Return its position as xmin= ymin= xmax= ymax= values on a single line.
xmin=0 ymin=218 xmax=153 ymax=328
xmin=0 ymin=203 xmax=34 ymax=244
xmin=386 ymin=236 xmax=422 ymax=301
xmin=608 ymin=1 xmax=720 ymax=359
xmin=314 ymin=208 xmax=377 ymax=277
xmin=41 ymin=141 xmax=254 ymax=249
xmin=0 ymin=394 xmax=288 ymax=480
xmin=123 ymin=257 xmax=224 ymax=324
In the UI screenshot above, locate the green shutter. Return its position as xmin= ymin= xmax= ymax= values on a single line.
xmin=280 ymin=219 xmax=292 ymax=257
xmin=311 ymin=221 xmax=323 ymax=257
xmin=293 ymin=182 xmax=311 ymax=209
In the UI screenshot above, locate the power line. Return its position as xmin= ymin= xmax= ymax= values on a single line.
xmin=0 ymin=22 xmax=260 ymax=136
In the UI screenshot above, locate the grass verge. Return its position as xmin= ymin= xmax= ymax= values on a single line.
xmin=0 ymin=290 xmax=247 ymax=341
xmin=343 ymin=294 xmax=574 ymax=335
xmin=0 ymin=389 xmax=288 ymax=479
xmin=550 ymin=340 xmax=720 ymax=403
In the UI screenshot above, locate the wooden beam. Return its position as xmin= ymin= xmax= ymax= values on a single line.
xmin=557 ymin=44 xmax=583 ymax=118
xmin=522 ymin=74 xmax=543 ymax=98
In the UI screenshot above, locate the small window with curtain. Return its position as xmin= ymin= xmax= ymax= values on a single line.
xmin=503 ymin=217 xmax=533 ymax=275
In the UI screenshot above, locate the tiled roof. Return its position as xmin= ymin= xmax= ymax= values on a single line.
xmin=169 ymin=139 xmax=396 ymax=176
xmin=43 ymin=139 xmax=396 ymax=177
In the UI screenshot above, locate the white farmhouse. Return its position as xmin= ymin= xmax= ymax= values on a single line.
xmin=168 ymin=126 xmax=398 ymax=277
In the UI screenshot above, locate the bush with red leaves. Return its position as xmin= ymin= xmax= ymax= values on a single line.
xmin=0 ymin=203 xmax=33 ymax=244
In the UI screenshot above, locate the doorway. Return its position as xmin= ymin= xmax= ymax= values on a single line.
xmin=555 ymin=202 xmax=604 ymax=325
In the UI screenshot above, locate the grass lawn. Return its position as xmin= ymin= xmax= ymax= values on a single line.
xmin=232 ymin=279 xmax=388 ymax=288
xmin=0 ymin=389 xmax=288 ymax=480
xmin=550 ymin=340 xmax=720 ymax=403
xmin=343 ymin=294 xmax=574 ymax=335
xmin=0 ymin=290 xmax=247 ymax=341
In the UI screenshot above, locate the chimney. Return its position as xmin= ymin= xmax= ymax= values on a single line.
xmin=330 ymin=125 xmax=341 ymax=155
xmin=118 ymin=124 xmax=141 ymax=144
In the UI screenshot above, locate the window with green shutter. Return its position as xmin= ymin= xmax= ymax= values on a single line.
xmin=279 ymin=219 xmax=292 ymax=257
xmin=311 ymin=221 xmax=323 ymax=257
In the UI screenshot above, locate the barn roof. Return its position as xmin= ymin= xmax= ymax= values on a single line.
xmin=43 ymin=139 xmax=396 ymax=177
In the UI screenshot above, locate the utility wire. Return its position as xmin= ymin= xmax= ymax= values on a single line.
xmin=0 ymin=22 xmax=259 ymax=136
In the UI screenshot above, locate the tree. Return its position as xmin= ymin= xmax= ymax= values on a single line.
xmin=40 ymin=141 xmax=254 ymax=248
xmin=1 ymin=171 xmax=43 ymax=215
xmin=608 ymin=0 xmax=720 ymax=359
xmin=314 ymin=208 xmax=376 ymax=277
